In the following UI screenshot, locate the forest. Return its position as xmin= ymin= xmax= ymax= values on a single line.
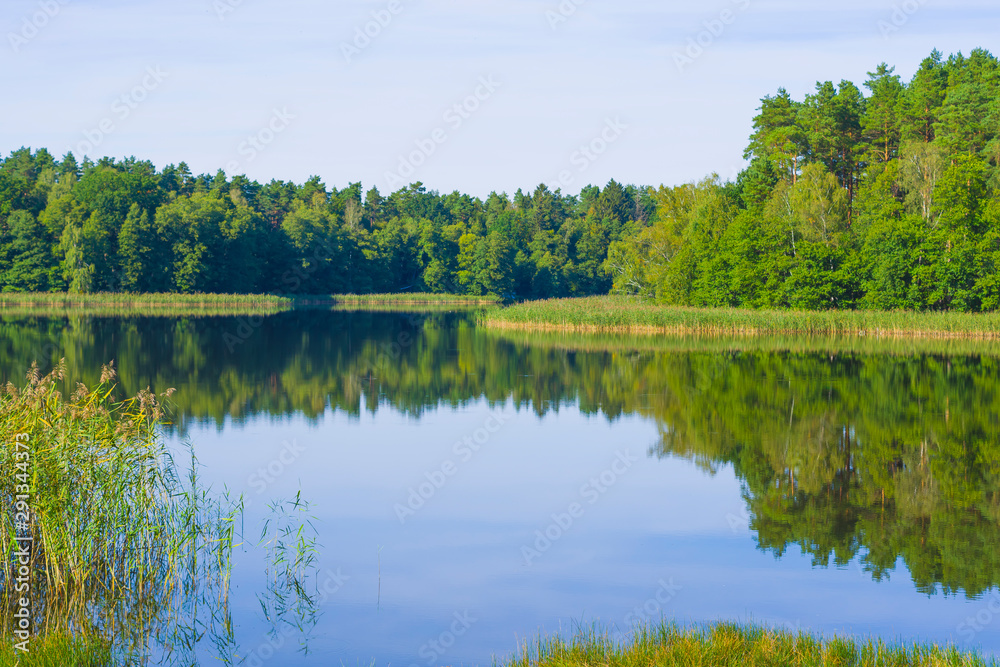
xmin=2 ymin=48 xmax=1000 ymax=310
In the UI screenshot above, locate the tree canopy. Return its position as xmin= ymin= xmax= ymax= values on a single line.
xmin=3 ymin=49 xmax=1000 ymax=310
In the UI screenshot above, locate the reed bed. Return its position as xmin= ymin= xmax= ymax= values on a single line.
xmin=328 ymin=293 xmax=501 ymax=305
xmin=0 ymin=362 xmax=239 ymax=662
xmin=482 ymin=296 xmax=1000 ymax=340
xmin=505 ymin=622 xmax=994 ymax=667
xmin=0 ymin=292 xmax=292 ymax=309
xmin=0 ymin=292 xmax=497 ymax=317
xmin=0 ymin=305 xmax=288 ymax=319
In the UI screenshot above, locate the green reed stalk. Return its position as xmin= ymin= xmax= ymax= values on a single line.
xmin=0 ymin=361 xmax=239 ymax=662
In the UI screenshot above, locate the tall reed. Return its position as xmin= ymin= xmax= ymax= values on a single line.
xmin=482 ymin=296 xmax=1000 ymax=339
xmin=0 ymin=362 xmax=239 ymax=662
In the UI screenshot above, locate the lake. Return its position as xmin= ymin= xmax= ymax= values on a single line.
xmin=1 ymin=308 xmax=998 ymax=665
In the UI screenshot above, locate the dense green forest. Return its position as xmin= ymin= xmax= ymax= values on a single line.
xmin=2 ymin=48 xmax=1000 ymax=309
xmin=0 ymin=149 xmax=649 ymax=298
xmin=611 ymin=48 xmax=1000 ymax=312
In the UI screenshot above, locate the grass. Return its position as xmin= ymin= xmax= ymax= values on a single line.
xmin=0 ymin=292 xmax=292 ymax=308
xmin=328 ymin=293 xmax=501 ymax=305
xmin=504 ymin=622 xmax=994 ymax=667
xmin=0 ymin=362 xmax=239 ymax=662
xmin=0 ymin=292 xmax=498 ymax=316
xmin=0 ymin=632 xmax=112 ymax=666
xmin=481 ymin=296 xmax=1000 ymax=339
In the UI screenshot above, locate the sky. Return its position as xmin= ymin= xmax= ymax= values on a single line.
xmin=1 ymin=0 xmax=997 ymax=198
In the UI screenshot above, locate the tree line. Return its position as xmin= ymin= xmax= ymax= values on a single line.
xmin=3 ymin=48 xmax=1000 ymax=310
xmin=611 ymin=48 xmax=1000 ymax=311
xmin=0 ymin=146 xmax=649 ymax=298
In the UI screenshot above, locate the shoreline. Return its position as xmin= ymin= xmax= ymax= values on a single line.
xmin=0 ymin=292 xmax=499 ymax=316
xmin=480 ymin=296 xmax=1000 ymax=341
xmin=503 ymin=621 xmax=995 ymax=667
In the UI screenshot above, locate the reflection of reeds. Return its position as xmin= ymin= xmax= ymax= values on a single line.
xmin=0 ymin=362 xmax=240 ymax=664
xmin=257 ymin=492 xmax=322 ymax=656
xmin=482 ymin=296 xmax=1000 ymax=339
xmin=506 ymin=622 xmax=994 ymax=667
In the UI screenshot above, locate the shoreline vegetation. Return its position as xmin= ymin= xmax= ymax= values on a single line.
xmin=504 ymin=622 xmax=995 ymax=667
xmin=481 ymin=296 xmax=1000 ymax=340
xmin=0 ymin=363 xmax=238 ymax=665
xmin=0 ymin=292 xmax=499 ymax=316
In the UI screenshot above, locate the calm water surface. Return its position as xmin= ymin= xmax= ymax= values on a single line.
xmin=1 ymin=309 xmax=998 ymax=664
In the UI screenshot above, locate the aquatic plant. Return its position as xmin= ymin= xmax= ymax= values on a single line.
xmin=505 ymin=621 xmax=996 ymax=667
xmin=482 ymin=296 xmax=1000 ymax=339
xmin=0 ymin=362 xmax=240 ymax=664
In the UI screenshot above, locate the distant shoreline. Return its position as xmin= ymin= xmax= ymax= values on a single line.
xmin=480 ymin=296 xmax=1000 ymax=340
xmin=0 ymin=292 xmax=499 ymax=316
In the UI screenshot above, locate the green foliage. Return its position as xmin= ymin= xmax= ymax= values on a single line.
xmin=611 ymin=48 xmax=1000 ymax=312
xmin=3 ymin=48 xmax=1000 ymax=311
xmin=504 ymin=622 xmax=994 ymax=667
xmin=0 ymin=150 xmax=651 ymax=299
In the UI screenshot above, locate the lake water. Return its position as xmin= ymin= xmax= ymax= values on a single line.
xmin=2 ymin=308 xmax=999 ymax=665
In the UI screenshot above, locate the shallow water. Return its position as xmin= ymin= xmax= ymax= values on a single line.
xmin=2 ymin=309 xmax=998 ymax=664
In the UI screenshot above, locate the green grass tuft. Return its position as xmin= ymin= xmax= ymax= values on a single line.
xmin=502 ymin=622 xmax=994 ymax=667
xmin=0 ymin=632 xmax=112 ymax=667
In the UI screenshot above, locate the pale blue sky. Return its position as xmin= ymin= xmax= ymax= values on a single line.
xmin=1 ymin=0 xmax=997 ymax=197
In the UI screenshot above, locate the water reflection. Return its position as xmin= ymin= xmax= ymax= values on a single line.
xmin=1 ymin=309 xmax=997 ymax=601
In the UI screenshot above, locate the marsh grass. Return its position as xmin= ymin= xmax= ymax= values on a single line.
xmin=0 ymin=631 xmax=112 ymax=666
xmin=505 ymin=622 xmax=994 ymax=667
xmin=328 ymin=293 xmax=500 ymax=305
xmin=0 ymin=292 xmax=497 ymax=317
xmin=0 ymin=362 xmax=241 ymax=664
xmin=482 ymin=296 xmax=1000 ymax=339
xmin=0 ymin=292 xmax=291 ymax=309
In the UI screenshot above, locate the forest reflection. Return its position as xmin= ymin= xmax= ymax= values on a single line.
xmin=1 ymin=309 xmax=997 ymax=598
